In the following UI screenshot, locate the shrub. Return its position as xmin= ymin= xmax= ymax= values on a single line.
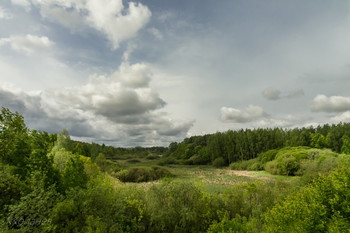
xmin=230 ymin=158 xmax=262 ymax=171
xmin=116 ymin=166 xmax=173 ymax=183
xmin=213 ymin=157 xmax=226 ymax=168
xmin=207 ymin=213 xmax=259 ymax=233
xmin=259 ymin=149 xmax=279 ymax=165
xmin=189 ymin=155 xmax=210 ymax=165
xmin=157 ymin=157 xmax=177 ymax=166
xmin=263 ymin=168 xmax=350 ymax=232
xmin=145 ymin=181 xmax=210 ymax=232
xmin=127 ymin=159 xmax=141 ymax=163
xmin=145 ymin=155 xmax=160 ymax=160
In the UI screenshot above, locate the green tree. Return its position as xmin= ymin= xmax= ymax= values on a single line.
xmin=310 ymin=133 xmax=329 ymax=149
xmin=0 ymin=107 xmax=31 ymax=177
xmin=341 ymin=135 xmax=350 ymax=154
xmin=62 ymin=155 xmax=89 ymax=191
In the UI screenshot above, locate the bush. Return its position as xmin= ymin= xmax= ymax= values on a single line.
xmin=116 ymin=166 xmax=173 ymax=183
xmin=189 ymin=155 xmax=210 ymax=165
xmin=259 ymin=149 xmax=279 ymax=165
xmin=263 ymin=168 xmax=350 ymax=232
xmin=230 ymin=158 xmax=262 ymax=171
xmin=157 ymin=157 xmax=177 ymax=166
xmin=213 ymin=157 xmax=226 ymax=168
xmin=145 ymin=155 xmax=161 ymax=160
xmin=127 ymin=159 xmax=141 ymax=163
xmin=145 ymin=180 xmax=210 ymax=232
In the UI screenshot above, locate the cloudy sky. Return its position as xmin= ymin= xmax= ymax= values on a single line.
xmin=1 ymin=0 xmax=350 ymax=146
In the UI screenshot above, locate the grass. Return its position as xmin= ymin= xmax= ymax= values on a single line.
xmin=112 ymin=158 xmax=298 ymax=193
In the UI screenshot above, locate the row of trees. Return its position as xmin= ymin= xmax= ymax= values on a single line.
xmin=166 ymin=123 xmax=350 ymax=165
xmin=65 ymin=136 xmax=166 ymax=161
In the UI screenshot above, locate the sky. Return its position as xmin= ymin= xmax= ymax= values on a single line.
xmin=1 ymin=0 xmax=350 ymax=147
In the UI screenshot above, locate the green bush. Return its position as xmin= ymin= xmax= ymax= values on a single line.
xmin=264 ymin=147 xmax=343 ymax=176
xmin=259 ymin=149 xmax=279 ymax=165
xmin=207 ymin=214 xmax=259 ymax=233
xmin=145 ymin=155 xmax=161 ymax=160
xmin=146 ymin=180 xmax=210 ymax=233
xmin=230 ymin=158 xmax=263 ymax=171
xmin=157 ymin=157 xmax=178 ymax=166
xmin=213 ymin=157 xmax=226 ymax=168
xmin=126 ymin=159 xmax=141 ymax=163
xmin=263 ymin=167 xmax=350 ymax=232
xmin=116 ymin=166 xmax=173 ymax=183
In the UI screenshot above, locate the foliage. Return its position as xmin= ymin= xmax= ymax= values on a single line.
xmin=212 ymin=157 xmax=226 ymax=168
xmin=2 ymin=108 xmax=350 ymax=232
xmin=166 ymin=123 xmax=350 ymax=166
xmin=0 ymin=164 xmax=28 ymax=215
xmin=230 ymin=158 xmax=262 ymax=171
xmin=145 ymin=154 xmax=161 ymax=160
xmin=263 ymin=167 xmax=350 ymax=232
xmin=116 ymin=166 xmax=173 ymax=183
xmin=207 ymin=213 xmax=259 ymax=233
xmin=145 ymin=180 xmax=211 ymax=233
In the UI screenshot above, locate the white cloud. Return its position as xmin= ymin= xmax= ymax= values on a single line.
xmin=0 ymin=6 xmax=12 ymax=19
xmin=254 ymin=115 xmax=310 ymax=128
xmin=88 ymin=1 xmax=151 ymax=50
xmin=54 ymin=62 xmax=163 ymax=120
xmin=0 ymin=34 xmax=54 ymax=55
xmin=11 ymin=0 xmax=31 ymax=9
xmin=311 ymin=94 xmax=350 ymax=112
xmin=18 ymin=0 xmax=151 ymax=50
xmin=330 ymin=111 xmax=350 ymax=123
xmin=220 ymin=105 xmax=265 ymax=123
xmin=39 ymin=5 xmax=85 ymax=32
xmin=0 ymin=62 xmax=192 ymax=146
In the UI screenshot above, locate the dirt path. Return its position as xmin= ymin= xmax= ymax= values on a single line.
xmin=227 ymin=170 xmax=272 ymax=181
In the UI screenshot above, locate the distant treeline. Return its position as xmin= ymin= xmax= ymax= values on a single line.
xmin=165 ymin=123 xmax=350 ymax=165
xmin=59 ymin=132 xmax=167 ymax=160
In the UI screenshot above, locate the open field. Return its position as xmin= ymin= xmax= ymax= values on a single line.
xmin=116 ymin=157 xmax=299 ymax=193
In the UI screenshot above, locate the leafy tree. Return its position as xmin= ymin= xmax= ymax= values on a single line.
xmin=263 ymin=168 xmax=350 ymax=232
xmin=341 ymin=135 xmax=350 ymax=154
xmin=6 ymin=172 xmax=61 ymax=232
xmin=213 ymin=157 xmax=226 ymax=168
xmin=0 ymin=164 xmax=28 ymax=215
xmin=310 ymin=133 xmax=329 ymax=149
xmin=0 ymin=107 xmax=31 ymax=177
xmin=62 ymin=155 xmax=89 ymax=191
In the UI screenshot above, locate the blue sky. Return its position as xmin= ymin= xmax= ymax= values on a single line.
xmin=1 ymin=0 xmax=350 ymax=146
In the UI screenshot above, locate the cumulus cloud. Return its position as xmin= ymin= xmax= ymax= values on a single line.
xmin=0 ymin=34 xmax=54 ymax=55
xmin=11 ymin=0 xmax=31 ymax=10
xmin=0 ymin=62 xmax=192 ymax=146
xmin=330 ymin=111 xmax=350 ymax=123
xmin=220 ymin=104 xmax=310 ymax=128
xmin=311 ymin=94 xmax=350 ymax=112
xmin=39 ymin=5 xmax=85 ymax=32
xmin=254 ymin=115 xmax=310 ymax=128
xmin=220 ymin=105 xmax=265 ymax=123
xmin=262 ymin=88 xmax=304 ymax=100
xmin=54 ymin=62 xmax=163 ymax=120
xmin=15 ymin=0 xmax=151 ymax=50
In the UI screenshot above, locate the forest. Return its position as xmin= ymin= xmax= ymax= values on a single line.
xmin=1 ymin=106 xmax=350 ymax=232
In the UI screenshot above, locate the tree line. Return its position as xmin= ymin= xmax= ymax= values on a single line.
xmin=165 ymin=123 xmax=350 ymax=165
